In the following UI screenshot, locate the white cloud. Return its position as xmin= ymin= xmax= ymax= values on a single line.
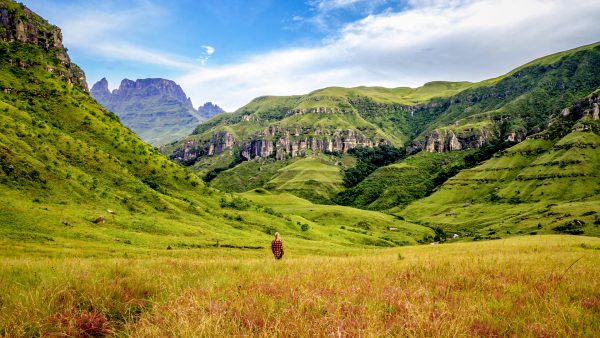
xmin=178 ymin=0 xmax=600 ymax=111
xmin=201 ymin=46 xmax=215 ymax=56
xmin=198 ymin=45 xmax=215 ymax=66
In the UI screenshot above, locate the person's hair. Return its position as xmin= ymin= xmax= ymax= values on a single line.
xmin=274 ymin=232 xmax=280 ymax=239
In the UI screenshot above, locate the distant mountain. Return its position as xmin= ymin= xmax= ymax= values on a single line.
xmin=90 ymin=77 xmax=203 ymax=146
xmin=198 ymin=102 xmax=224 ymax=119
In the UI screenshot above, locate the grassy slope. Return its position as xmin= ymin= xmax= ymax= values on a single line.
xmin=263 ymin=156 xmax=344 ymax=203
xmin=1 ymin=235 xmax=598 ymax=336
xmin=241 ymin=189 xmax=434 ymax=246
xmin=399 ymin=128 xmax=600 ymax=239
xmin=210 ymin=158 xmax=290 ymax=192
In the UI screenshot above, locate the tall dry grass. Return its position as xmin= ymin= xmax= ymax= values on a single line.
xmin=1 ymin=235 xmax=598 ymax=337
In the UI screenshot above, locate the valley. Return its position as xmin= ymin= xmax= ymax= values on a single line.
xmin=0 ymin=0 xmax=599 ymax=336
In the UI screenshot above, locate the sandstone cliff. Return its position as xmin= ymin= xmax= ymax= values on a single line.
xmin=169 ymin=124 xmax=388 ymax=164
xmin=0 ymin=0 xmax=87 ymax=90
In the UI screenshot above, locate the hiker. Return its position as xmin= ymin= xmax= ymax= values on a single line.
xmin=271 ymin=232 xmax=284 ymax=259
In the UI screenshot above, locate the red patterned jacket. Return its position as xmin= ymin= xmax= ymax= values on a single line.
xmin=271 ymin=239 xmax=284 ymax=259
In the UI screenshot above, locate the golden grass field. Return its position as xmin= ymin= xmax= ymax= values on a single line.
xmin=1 ymin=235 xmax=599 ymax=337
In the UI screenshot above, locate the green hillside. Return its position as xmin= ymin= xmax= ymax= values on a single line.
xmin=0 ymin=1 xmax=434 ymax=254
xmin=241 ymin=189 xmax=434 ymax=246
xmin=263 ymin=157 xmax=344 ymax=203
xmin=334 ymin=150 xmax=475 ymax=210
xmin=399 ymin=126 xmax=600 ymax=240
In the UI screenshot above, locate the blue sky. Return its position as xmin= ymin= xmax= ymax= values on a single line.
xmin=21 ymin=0 xmax=600 ymax=111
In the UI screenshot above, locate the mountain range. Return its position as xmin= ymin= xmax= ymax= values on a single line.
xmin=90 ymin=78 xmax=224 ymax=146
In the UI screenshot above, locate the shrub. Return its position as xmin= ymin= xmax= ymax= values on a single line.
xmin=301 ymin=223 xmax=309 ymax=232
xmin=553 ymin=219 xmax=585 ymax=235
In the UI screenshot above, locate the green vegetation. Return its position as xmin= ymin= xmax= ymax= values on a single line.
xmin=263 ymin=157 xmax=345 ymax=203
xmin=399 ymin=129 xmax=600 ymax=239
xmin=241 ymin=189 xmax=433 ymax=246
xmin=335 ymin=151 xmax=474 ymax=210
xmin=210 ymin=158 xmax=290 ymax=192
xmin=340 ymin=144 xmax=406 ymax=188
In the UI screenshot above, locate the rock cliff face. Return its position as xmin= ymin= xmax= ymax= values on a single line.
xmin=198 ymin=102 xmax=224 ymax=119
xmin=169 ymin=125 xmax=388 ymax=164
xmin=90 ymin=78 xmax=204 ymax=146
xmin=0 ymin=1 xmax=87 ymax=90
xmin=558 ymin=92 xmax=600 ymax=122
xmin=420 ymin=128 xmax=491 ymax=153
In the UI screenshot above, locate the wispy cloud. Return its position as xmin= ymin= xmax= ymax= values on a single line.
xmin=32 ymin=1 xmax=200 ymax=71
xmin=198 ymin=45 xmax=215 ymax=66
xmin=178 ymin=0 xmax=600 ymax=111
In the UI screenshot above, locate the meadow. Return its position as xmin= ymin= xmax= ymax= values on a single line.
xmin=1 ymin=235 xmax=598 ymax=337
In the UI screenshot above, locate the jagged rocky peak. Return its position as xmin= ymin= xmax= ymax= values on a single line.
xmin=198 ymin=102 xmax=224 ymax=119
xmin=112 ymin=78 xmax=194 ymax=109
xmin=0 ymin=0 xmax=88 ymax=90
xmin=90 ymin=77 xmax=110 ymax=100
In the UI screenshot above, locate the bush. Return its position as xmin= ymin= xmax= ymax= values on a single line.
xmin=301 ymin=223 xmax=309 ymax=232
xmin=553 ymin=219 xmax=585 ymax=235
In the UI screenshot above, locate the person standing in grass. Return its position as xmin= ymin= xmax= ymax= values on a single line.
xmin=271 ymin=232 xmax=284 ymax=260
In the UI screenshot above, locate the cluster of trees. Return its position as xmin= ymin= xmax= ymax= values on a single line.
xmin=341 ymin=145 xmax=406 ymax=188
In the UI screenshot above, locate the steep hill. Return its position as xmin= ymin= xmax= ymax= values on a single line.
xmin=90 ymin=77 xmax=203 ymax=146
xmin=398 ymin=93 xmax=600 ymax=239
xmin=0 ymin=0 xmax=433 ymax=253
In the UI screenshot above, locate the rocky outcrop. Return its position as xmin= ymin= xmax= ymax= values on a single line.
xmin=198 ymin=102 xmax=224 ymax=119
xmin=242 ymin=139 xmax=275 ymax=159
xmin=272 ymin=128 xmax=383 ymax=160
xmin=285 ymin=107 xmax=341 ymax=116
xmin=208 ymin=131 xmax=235 ymax=155
xmin=90 ymin=78 xmax=111 ymax=102
xmin=169 ymin=131 xmax=236 ymax=163
xmin=540 ymin=91 xmax=600 ymax=137
xmin=420 ymin=128 xmax=492 ymax=153
xmin=558 ymin=92 xmax=600 ymax=122
xmin=0 ymin=1 xmax=87 ymax=90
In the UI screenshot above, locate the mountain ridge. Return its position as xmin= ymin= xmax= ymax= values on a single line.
xmin=166 ymin=41 xmax=600 ymax=188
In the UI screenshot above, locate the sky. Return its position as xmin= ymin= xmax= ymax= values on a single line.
xmin=21 ymin=0 xmax=600 ymax=111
